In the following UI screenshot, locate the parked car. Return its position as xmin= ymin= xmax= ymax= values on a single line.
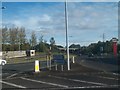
xmin=0 ymin=59 xmax=7 ymax=65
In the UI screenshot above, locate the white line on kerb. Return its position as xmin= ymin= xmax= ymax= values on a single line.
xmin=20 ymin=77 xmax=69 ymax=88
xmin=48 ymin=75 xmax=107 ymax=86
xmin=0 ymin=81 xmax=26 ymax=88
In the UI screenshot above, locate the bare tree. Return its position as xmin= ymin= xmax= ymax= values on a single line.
xmin=9 ymin=27 xmax=19 ymax=50
xmin=39 ymin=35 xmax=43 ymax=43
xmin=2 ymin=27 xmax=9 ymax=45
xmin=30 ymin=31 xmax=37 ymax=49
xmin=2 ymin=27 xmax=9 ymax=51
xmin=18 ymin=27 xmax=26 ymax=50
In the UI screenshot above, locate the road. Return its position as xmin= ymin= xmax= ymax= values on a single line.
xmin=1 ymin=60 xmax=120 ymax=90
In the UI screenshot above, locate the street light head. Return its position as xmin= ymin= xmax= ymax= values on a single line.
xmin=2 ymin=6 xmax=6 ymax=9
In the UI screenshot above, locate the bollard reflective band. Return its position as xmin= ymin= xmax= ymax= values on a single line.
xmin=35 ymin=60 xmax=40 ymax=72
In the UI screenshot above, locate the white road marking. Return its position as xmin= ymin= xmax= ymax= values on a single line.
xmin=78 ymin=73 xmax=119 ymax=80
xmin=112 ymin=73 xmax=120 ymax=76
xmin=3 ymin=77 xmax=20 ymax=80
xmin=68 ymin=84 xmax=120 ymax=89
xmin=20 ymin=77 xmax=69 ymax=88
xmin=6 ymin=72 xmax=23 ymax=79
xmin=1 ymin=73 xmax=9 ymax=75
xmin=98 ymin=76 xmax=119 ymax=80
xmin=48 ymin=75 xmax=107 ymax=86
xmin=68 ymin=72 xmax=119 ymax=81
xmin=0 ymin=80 xmax=26 ymax=88
xmin=6 ymin=73 xmax=18 ymax=79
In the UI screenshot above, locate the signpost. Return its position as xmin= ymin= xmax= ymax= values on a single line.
xmin=52 ymin=55 xmax=66 ymax=71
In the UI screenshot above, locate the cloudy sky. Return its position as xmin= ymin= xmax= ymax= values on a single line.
xmin=2 ymin=1 xmax=118 ymax=46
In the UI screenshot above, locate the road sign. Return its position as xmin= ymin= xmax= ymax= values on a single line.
xmin=52 ymin=55 xmax=66 ymax=65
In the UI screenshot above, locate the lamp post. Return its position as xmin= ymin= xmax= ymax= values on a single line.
xmin=65 ymin=0 xmax=70 ymax=70
xmin=1 ymin=6 xmax=6 ymax=52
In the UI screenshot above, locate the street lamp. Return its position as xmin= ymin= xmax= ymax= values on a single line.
xmin=0 ymin=6 xmax=6 ymax=52
xmin=1 ymin=6 xmax=6 ymax=9
xmin=65 ymin=0 xmax=70 ymax=70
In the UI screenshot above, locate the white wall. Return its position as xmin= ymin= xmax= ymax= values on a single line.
xmin=2 ymin=51 xmax=26 ymax=58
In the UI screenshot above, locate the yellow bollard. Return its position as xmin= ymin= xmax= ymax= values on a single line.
xmin=35 ymin=60 xmax=40 ymax=72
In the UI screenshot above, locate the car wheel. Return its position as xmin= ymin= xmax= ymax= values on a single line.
xmin=1 ymin=61 xmax=5 ymax=65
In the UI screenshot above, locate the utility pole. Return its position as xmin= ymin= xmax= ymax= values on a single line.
xmin=65 ymin=0 xmax=70 ymax=70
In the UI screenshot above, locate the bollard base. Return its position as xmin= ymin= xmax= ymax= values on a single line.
xmin=35 ymin=71 xmax=40 ymax=73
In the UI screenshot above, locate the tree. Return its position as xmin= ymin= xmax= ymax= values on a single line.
xmin=2 ymin=27 xmax=9 ymax=51
xmin=2 ymin=27 xmax=9 ymax=44
xmin=9 ymin=27 xmax=19 ymax=50
xmin=39 ymin=35 xmax=44 ymax=43
xmin=30 ymin=31 xmax=37 ymax=49
xmin=1 ymin=26 xmax=28 ymax=51
xmin=38 ymin=35 xmax=48 ymax=52
xmin=18 ymin=27 xmax=26 ymax=50
xmin=69 ymin=44 xmax=80 ymax=49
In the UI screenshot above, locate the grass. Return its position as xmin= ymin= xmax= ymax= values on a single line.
xmin=6 ymin=56 xmax=47 ymax=64
xmin=5 ymin=53 xmax=77 ymax=64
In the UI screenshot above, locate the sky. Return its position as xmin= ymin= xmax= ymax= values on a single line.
xmin=1 ymin=0 xmax=120 ymax=2
xmin=2 ymin=1 xmax=119 ymax=46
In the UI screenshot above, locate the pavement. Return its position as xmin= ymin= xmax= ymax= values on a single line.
xmin=75 ymin=56 xmax=119 ymax=73
xmin=1 ymin=60 xmax=120 ymax=90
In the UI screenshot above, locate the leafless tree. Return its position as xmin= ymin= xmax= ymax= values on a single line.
xmin=30 ymin=31 xmax=37 ymax=49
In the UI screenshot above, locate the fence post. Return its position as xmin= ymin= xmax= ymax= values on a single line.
xmin=61 ymin=65 xmax=64 ymax=71
xmin=49 ymin=55 xmax=51 ymax=70
xmin=55 ymin=64 xmax=57 ymax=71
xmin=46 ymin=55 xmax=49 ymax=68
xmin=72 ymin=56 xmax=75 ymax=63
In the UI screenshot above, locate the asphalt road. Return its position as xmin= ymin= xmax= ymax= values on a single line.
xmin=1 ymin=60 xmax=120 ymax=90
